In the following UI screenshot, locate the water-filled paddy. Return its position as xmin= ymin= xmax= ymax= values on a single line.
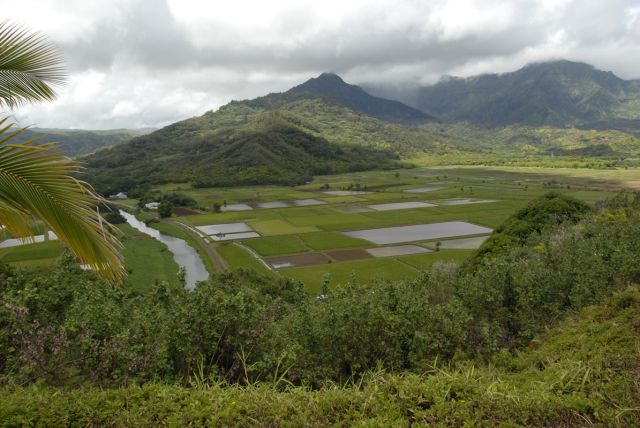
xmin=0 ymin=231 xmax=57 ymax=248
xmin=366 ymin=245 xmax=430 ymax=257
xmin=367 ymin=202 xmax=436 ymax=211
xmin=196 ymin=223 xmax=252 ymax=235
xmin=403 ymin=187 xmax=444 ymax=193
xmin=221 ymin=204 xmax=253 ymax=212
xmin=344 ymin=221 xmax=493 ymax=245
xmin=211 ymin=232 xmax=260 ymax=241
xmin=256 ymin=201 xmax=290 ymax=209
xmin=322 ymin=190 xmax=371 ymax=196
xmin=292 ymin=199 xmax=327 ymax=206
xmin=437 ymin=199 xmax=497 ymax=206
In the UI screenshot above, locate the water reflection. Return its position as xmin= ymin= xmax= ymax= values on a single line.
xmin=120 ymin=210 xmax=209 ymax=290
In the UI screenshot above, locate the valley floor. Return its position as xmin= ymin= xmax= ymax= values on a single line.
xmin=1 ymin=165 xmax=626 ymax=293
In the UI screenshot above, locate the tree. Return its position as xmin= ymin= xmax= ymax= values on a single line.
xmin=0 ymin=22 xmax=123 ymax=282
xmin=158 ymin=200 xmax=173 ymax=218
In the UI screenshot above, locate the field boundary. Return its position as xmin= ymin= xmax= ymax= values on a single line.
xmin=234 ymin=242 xmax=275 ymax=273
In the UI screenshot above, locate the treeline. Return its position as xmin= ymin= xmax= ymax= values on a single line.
xmin=2 ymin=192 xmax=640 ymax=388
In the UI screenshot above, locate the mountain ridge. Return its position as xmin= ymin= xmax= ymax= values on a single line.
xmin=369 ymin=60 xmax=640 ymax=129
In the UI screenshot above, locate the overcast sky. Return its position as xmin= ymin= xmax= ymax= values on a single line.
xmin=5 ymin=0 xmax=640 ymax=129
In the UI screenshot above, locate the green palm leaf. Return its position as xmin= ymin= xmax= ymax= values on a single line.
xmin=0 ymin=20 xmax=66 ymax=108
xmin=0 ymin=118 xmax=124 ymax=282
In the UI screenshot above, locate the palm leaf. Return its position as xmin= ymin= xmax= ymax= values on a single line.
xmin=0 ymin=118 xmax=124 ymax=282
xmin=0 ymin=20 xmax=66 ymax=108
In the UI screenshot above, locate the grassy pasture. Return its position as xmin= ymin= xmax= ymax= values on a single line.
xmin=248 ymin=219 xmax=319 ymax=235
xmin=0 ymin=240 xmax=63 ymax=267
xmin=120 ymin=224 xmax=179 ymax=293
xmin=216 ymin=243 xmax=271 ymax=274
xmin=243 ymin=235 xmax=309 ymax=256
xmin=398 ymin=250 xmax=476 ymax=270
xmin=299 ymin=232 xmax=370 ymax=250
xmin=281 ymin=257 xmax=419 ymax=293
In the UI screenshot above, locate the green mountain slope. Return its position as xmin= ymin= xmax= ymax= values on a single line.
xmin=82 ymin=67 xmax=640 ymax=194
xmin=84 ymin=110 xmax=404 ymax=194
xmin=413 ymin=60 xmax=640 ymax=128
xmin=289 ymin=72 xmax=434 ymax=123
xmin=81 ymin=73 xmax=448 ymax=193
xmin=13 ymin=127 xmax=153 ymax=157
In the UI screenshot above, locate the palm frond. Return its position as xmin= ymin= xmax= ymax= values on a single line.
xmin=0 ymin=118 xmax=124 ymax=282
xmin=0 ymin=21 xmax=66 ymax=108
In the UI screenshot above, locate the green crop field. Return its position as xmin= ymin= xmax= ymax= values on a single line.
xmin=175 ymin=166 xmax=618 ymax=292
xmin=299 ymin=232 xmax=370 ymax=250
xmin=282 ymin=257 xmax=419 ymax=293
xmin=397 ymin=250 xmax=475 ymax=270
xmin=119 ymin=224 xmax=180 ymax=293
xmin=0 ymin=240 xmax=64 ymax=268
xmin=249 ymin=219 xmax=319 ymax=235
xmin=243 ymin=235 xmax=309 ymax=256
xmin=216 ymin=242 xmax=272 ymax=274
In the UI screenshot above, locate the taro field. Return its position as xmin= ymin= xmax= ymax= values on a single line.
xmin=155 ymin=166 xmax=618 ymax=292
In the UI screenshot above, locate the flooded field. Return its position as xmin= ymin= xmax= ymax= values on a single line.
xmin=196 ymin=223 xmax=252 ymax=235
xmin=344 ymin=222 xmax=493 ymax=245
xmin=211 ymin=232 xmax=260 ymax=241
xmin=403 ymin=187 xmax=443 ymax=193
xmin=367 ymin=201 xmax=436 ymax=211
xmin=322 ymin=190 xmax=371 ymax=196
xmin=257 ymin=201 xmax=290 ymax=209
xmin=292 ymin=199 xmax=327 ymax=206
xmin=221 ymin=204 xmax=253 ymax=212
xmin=366 ymin=245 xmax=430 ymax=257
xmin=437 ymin=199 xmax=497 ymax=206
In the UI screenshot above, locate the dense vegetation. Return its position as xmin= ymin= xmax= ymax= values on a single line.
xmin=12 ymin=127 xmax=151 ymax=157
xmin=469 ymin=191 xmax=591 ymax=268
xmin=408 ymin=60 xmax=640 ymax=129
xmin=1 ymin=193 xmax=639 ymax=385
xmin=2 ymin=285 xmax=638 ymax=426
xmin=420 ymin=122 xmax=640 ymax=158
xmin=84 ymin=113 xmax=404 ymax=194
xmin=1 ymin=192 xmax=640 ymax=424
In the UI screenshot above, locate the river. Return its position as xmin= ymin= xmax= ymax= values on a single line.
xmin=120 ymin=210 xmax=209 ymax=290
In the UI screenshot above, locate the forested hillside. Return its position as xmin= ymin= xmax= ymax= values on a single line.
xmin=84 ymin=110 xmax=404 ymax=194
xmin=409 ymin=61 xmax=640 ymax=128
xmin=12 ymin=127 xmax=152 ymax=157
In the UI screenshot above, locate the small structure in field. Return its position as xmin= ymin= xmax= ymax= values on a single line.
xmin=109 ymin=192 xmax=128 ymax=200
xmin=144 ymin=202 xmax=160 ymax=210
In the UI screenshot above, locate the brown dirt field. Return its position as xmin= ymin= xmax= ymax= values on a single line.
xmin=267 ymin=252 xmax=330 ymax=268
xmin=326 ymin=249 xmax=372 ymax=262
xmin=173 ymin=207 xmax=201 ymax=216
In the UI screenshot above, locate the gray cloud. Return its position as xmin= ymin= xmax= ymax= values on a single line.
xmin=5 ymin=0 xmax=640 ymax=129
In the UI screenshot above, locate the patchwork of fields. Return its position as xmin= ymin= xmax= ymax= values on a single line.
xmin=164 ymin=167 xmax=617 ymax=291
xmin=0 ymin=166 xmax=620 ymax=292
